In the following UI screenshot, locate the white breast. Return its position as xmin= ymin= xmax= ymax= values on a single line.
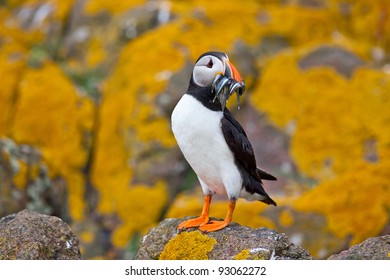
xmin=171 ymin=94 xmax=242 ymax=199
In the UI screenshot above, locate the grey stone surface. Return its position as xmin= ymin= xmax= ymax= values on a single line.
xmin=136 ymin=217 xmax=314 ymax=260
xmin=328 ymin=235 xmax=390 ymax=260
xmin=0 ymin=209 xmax=81 ymax=260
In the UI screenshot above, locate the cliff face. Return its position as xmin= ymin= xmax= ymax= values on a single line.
xmin=136 ymin=217 xmax=313 ymax=260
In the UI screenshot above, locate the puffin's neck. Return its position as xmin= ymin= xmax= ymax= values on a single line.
xmin=186 ymin=82 xmax=222 ymax=112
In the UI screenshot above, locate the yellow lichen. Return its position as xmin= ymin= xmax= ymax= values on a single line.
xmin=85 ymin=38 xmax=107 ymax=68
xmin=11 ymin=61 xmax=94 ymax=221
xmin=247 ymin=2 xmax=390 ymax=251
xmin=159 ymin=231 xmax=217 ymax=260
xmin=84 ymin=0 xmax=145 ymax=15
xmin=328 ymin=0 xmax=390 ymax=51
xmin=7 ymin=0 xmax=76 ymax=21
xmin=252 ymin=42 xmax=390 ymax=248
xmin=2 ymin=0 xmax=390 ymax=259
xmin=90 ymin=0 xmax=350 ymax=250
xmin=79 ymin=230 xmax=94 ymax=244
xmin=252 ymin=48 xmax=390 ymax=180
xmin=234 ymin=249 xmax=250 ymax=260
xmin=293 ymin=160 xmax=390 ymax=245
xmin=12 ymin=160 xmax=28 ymax=189
xmin=90 ymin=24 xmax=185 ymax=213
xmin=111 ymin=181 xmax=168 ymax=248
xmin=234 ymin=249 xmax=267 ymax=260
xmin=0 ymin=41 xmax=27 ymax=136
xmin=279 ymin=209 xmax=294 ymax=228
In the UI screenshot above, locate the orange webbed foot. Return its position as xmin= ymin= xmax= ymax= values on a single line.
xmin=198 ymin=220 xmax=230 ymax=232
xmin=177 ymin=194 xmax=212 ymax=231
xmin=199 ymin=199 xmax=236 ymax=233
xmin=177 ymin=216 xmax=210 ymax=230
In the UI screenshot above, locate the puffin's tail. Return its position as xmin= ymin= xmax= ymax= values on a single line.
xmin=261 ymin=195 xmax=277 ymax=206
xmin=254 ymin=168 xmax=277 ymax=206
xmin=250 ymin=177 xmax=277 ymax=206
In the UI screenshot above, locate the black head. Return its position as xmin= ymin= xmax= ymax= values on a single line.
xmin=187 ymin=51 xmax=244 ymax=111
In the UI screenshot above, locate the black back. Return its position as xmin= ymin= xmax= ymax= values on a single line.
xmin=221 ymin=109 xmax=277 ymax=205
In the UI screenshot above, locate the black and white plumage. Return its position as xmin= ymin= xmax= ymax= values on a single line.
xmin=171 ymin=51 xmax=276 ymax=232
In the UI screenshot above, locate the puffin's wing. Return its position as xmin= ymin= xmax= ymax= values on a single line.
xmin=222 ymin=110 xmax=277 ymax=181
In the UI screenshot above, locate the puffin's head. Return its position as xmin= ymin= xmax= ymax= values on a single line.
xmin=191 ymin=51 xmax=245 ymax=110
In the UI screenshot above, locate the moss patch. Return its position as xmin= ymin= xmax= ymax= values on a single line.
xmin=159 ymin=231 xmax=217 ymax=260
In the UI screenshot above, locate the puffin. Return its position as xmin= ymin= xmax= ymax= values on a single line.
xmin=171 ymin=51 xmax=276 ymax=232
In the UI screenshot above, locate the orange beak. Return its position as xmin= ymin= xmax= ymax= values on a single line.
xmin=228 ymin=61 xmax=243 ymax=83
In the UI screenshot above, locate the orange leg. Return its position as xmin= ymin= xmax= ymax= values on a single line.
xmin=199 ymin=200 xmax=236 ymax=233
xmin=177 ymin=194 xmax=211 ymax=230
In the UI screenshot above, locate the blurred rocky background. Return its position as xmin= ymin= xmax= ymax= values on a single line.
xmin=0 ymin=0 xmax=389 ymax=259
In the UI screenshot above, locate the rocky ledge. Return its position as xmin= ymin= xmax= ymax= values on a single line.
xmin=136 ymin=217 xmax=313 ymax=260
xmin=1 ymin=211 xmax=389 ymax=260
xmin=137 ymin=218 xmax=390 ymax=260
xmin=0 ymin=209 xmax=81 ymax=260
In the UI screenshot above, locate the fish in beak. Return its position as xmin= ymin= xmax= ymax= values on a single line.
xmin=212 ymin=60 xmax=245 ymax=110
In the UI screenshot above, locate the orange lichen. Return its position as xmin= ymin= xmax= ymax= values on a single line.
xmin=247 ymin=2 xmax=390 ymax=250
xmin=159 ymin=231 xmax=217 ymax=260
xmin=12 ymin=160 xmax=29 ymax=189
xmin=90 ymin=24 xmax=186 ymax=202
xmin=293 ymin=160 xmax=390 ymax=245
xmin=279 ymin=209 xmax=294 ymax=228
xmin=292 ymin=67 xmax=390 ymax=180
xmin=252 ymin=43 xmax=390 ymax=247
xmin=111 ymin=181 xmax=168 ymax=248
xmin=252 ymin=48 xmax=390 ymax=180
xmin=84 ymin=0 xmax=145 ymax=15
xmin=85 ymin=38 xmax=107 ymax=68
xmin=2 ymin=0 xmax=390 ymax=259
xmin=90 ymin=0 xmax=352 ymax=250
xmin=11 ymin=62 xmax=94 ymax=221
xmin=90 ymin=22 xmax=186 ymax=246
xmin=328 ymin=0 xmax=390 ymax=51
xmin=171 ymin=1 xmax=337 ymax=53
xmin=79 ymin=230 xmax=94 ymax=244
xmin=6 ymin=0 xmax=76 ymax=22
xmin=0 ymin=41 xmax=27 ymax=136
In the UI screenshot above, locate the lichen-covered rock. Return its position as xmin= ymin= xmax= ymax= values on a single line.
xmin=0 ymin=138 xmax=70 ymax=220
xmin=0 ymin=209 xmax=81 ymax=260
xmin=328 ymin=235 xmax=390 ymax=260
xmin=136 ymin=218 xmax=313 ymax=260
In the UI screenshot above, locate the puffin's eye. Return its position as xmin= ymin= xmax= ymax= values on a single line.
xmin=206 ymin=58 xmax=214 ymax=68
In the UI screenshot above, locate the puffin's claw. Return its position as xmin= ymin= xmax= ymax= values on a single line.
xmin=211 ymin=74 xmax=245 ymax=110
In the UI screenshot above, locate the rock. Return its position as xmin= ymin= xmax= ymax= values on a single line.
xmin=0 ymin=209 xmax=81 ymax=259
xmin=0 ymin=138 xmax=70 ymax=220
xmin=328 ymin=235 xmax=390 ymax=260
xmin=298 ymin=46 xmax=365 ymax=78
xmin=136 ymin=218 xmax=313 ymax=260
